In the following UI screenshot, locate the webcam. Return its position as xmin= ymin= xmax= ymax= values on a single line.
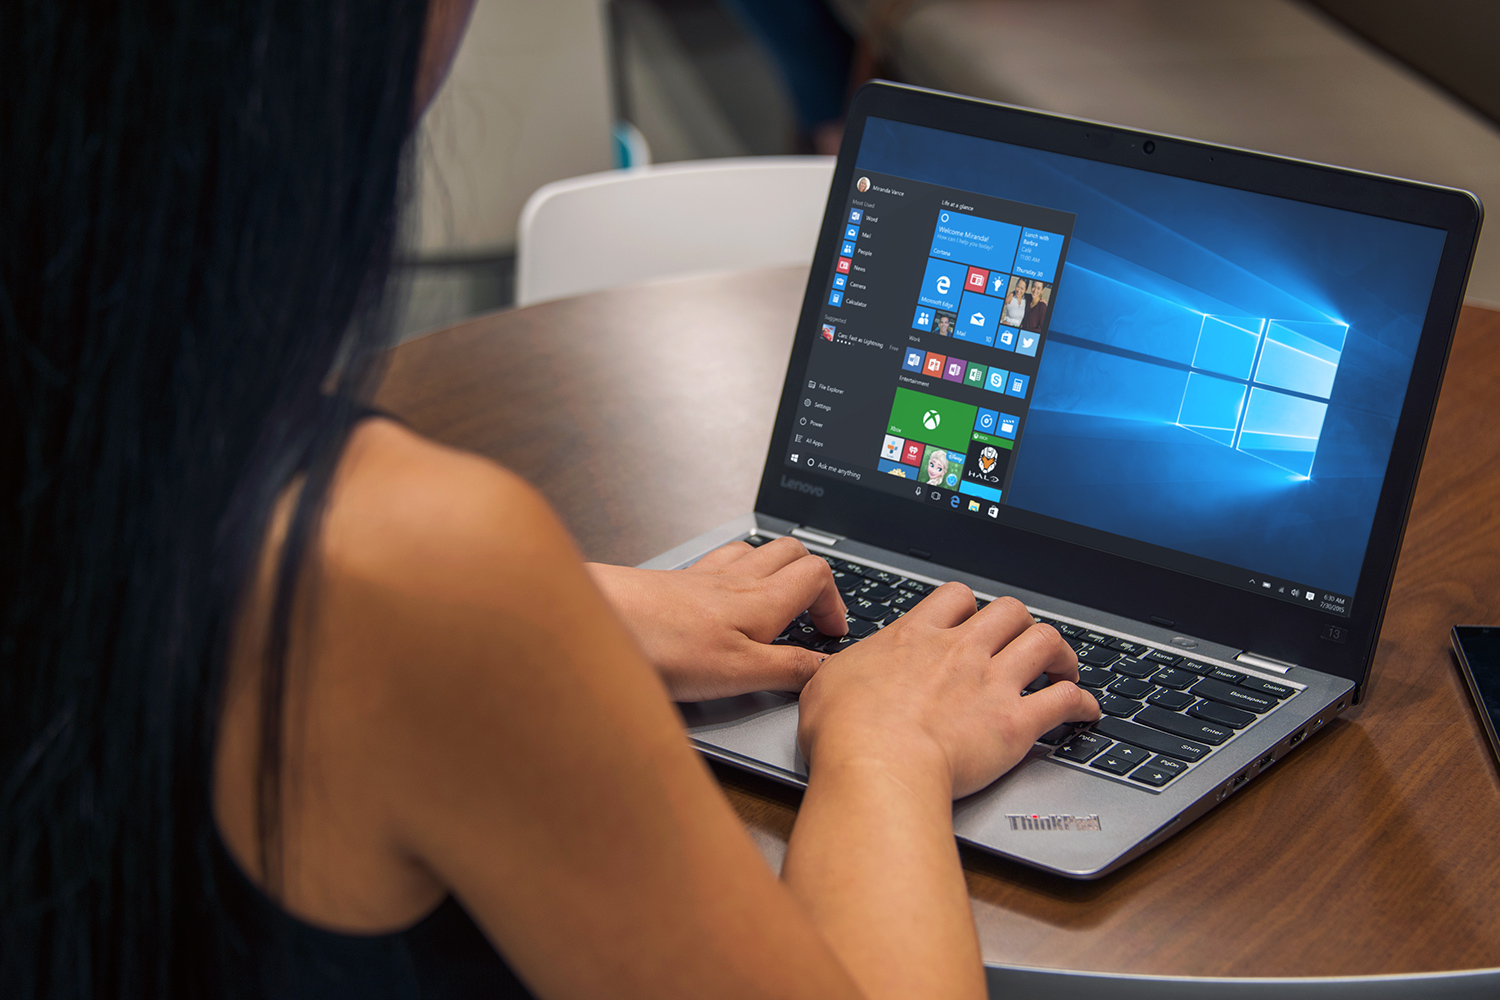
xmin=1143 ymin=140 xmax=1156 ymax=154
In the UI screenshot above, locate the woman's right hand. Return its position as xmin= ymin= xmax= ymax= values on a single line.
xmin=796 ymin=584 xmax=1100 ymax=799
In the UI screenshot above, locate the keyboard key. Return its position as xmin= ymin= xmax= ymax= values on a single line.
xmin=1052 ymin=621 xmax=1083 ymax=638
xmin=1111 ymin=657 xmax=1158 ymax=679
xmin=1093 ymin=717 xmax=1211 ymax=762
xmin=745 ymin=535 xmax=772 ymax=547
xmin=1099 ymin=694 xmax=1144 ymax=718
xmin=1189 ymin=700 xmax=1255 ymax=730
xmin=1145 ymin=649 xmax=1182 ymax=666
xmin=1090 ymin=743 xmax=1151 ymax=775
xmin=1108 ymin=677 xmax=1153 ymax=699
xmin=1150 ymin=666 xmax=1197 ymax=690
xmin=1076 ymin=664 xmax=1114 ymax=689
xmin=900 ymin=580 xmax=935 ymax=596
xmin=844 ymin=618 xmax=880 ymax=639
xmin=1037 ymin=723 xmax=1074 ymax=745
xmin=821 ymin=635 xmax=859 ymax=654
xmin=1065 ymin=637 xmax=1091 ymax=653
xmin=857 ymin=582 xmax=896 ymax=602
xmin=1237 ymin=675 xmax=1295 ymax=699
xmin=787 ymin=623 xmax=826 ymax=647
xmin=1079 ymin=646 xmax=1121 ymax=667
xmin=1129 ymin=755 xmax=1189 ymax=786
xmin=975 ymin=598 xmax=991 ymax=611
xmin=1109 ymin=639 xmax=1149 ymax=656
xmin=889 ymin=592 xmax=921 ymax=613
xmin=847 ymin=598 xmax=887 ymax=621
xmin=1055 ymin=732 xmax=1111 ymax=763
xmin=1083 ymin=631 xmax=1112 ymax=645
xmin=836 ymin=576 xmax=864 ymax=597
xmin=1134 ymin=706 xmax=1232 ymax=745
xmin=1208 ymin=667 xmax=1243 ymax=683
xmin=1023 ymin=675 xmax=1051 ymax=695
xmin=1190 ymin=677 xmax=1277 ymax=713
xmin=1176 ymin=660 xmax=1211 ymax=675
xmin=1147 ymin=689 xmax=1195 ymax=711
xmin=863 ymin=570 xmax=898 ymax=585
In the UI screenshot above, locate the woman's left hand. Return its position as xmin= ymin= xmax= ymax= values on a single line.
xmin=587 ymin=537 xmax=848 ymax=702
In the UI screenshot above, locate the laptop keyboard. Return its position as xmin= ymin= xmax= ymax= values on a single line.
xmin=752 ymin=537 xmax=1301 ymax=791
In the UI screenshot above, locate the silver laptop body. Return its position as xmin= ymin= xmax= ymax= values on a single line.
xmin=639 ymin=83 xmax=1479 ymax=878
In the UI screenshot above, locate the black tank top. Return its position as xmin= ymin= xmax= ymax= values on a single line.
xmin=212 ymin=825 xmax=535 ymax=998
xmin=211 ymin=402 xmax=535 ymax=998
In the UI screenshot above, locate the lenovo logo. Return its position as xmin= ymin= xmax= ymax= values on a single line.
xmin=1005 ymin=813 xmax=1103 ymax=832
xmin=779 ymin=475 xmax=825 ymax=497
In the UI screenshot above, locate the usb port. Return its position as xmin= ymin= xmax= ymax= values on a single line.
xmin=1257 ymin=754 xmax=1276 ymax=770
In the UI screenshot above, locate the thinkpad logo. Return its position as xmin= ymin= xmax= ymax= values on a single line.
xmin=779 ymin=475 xmax=824 ymax=497
xmin=1006 ymin=814 xmax=1103 ymax=832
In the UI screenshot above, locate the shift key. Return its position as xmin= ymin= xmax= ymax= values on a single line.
xmin=1092 ymin=717 xmax=1211 ymax=763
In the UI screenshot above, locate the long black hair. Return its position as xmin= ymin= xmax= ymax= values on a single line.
xmin=1 ymin=2 xmax=431 ymax=996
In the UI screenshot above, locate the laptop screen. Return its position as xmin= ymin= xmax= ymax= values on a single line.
xmin=787 ymin=116 xmax=1448 ymax=618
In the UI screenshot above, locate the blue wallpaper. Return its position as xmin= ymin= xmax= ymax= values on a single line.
xmin=856 ymin=117 xmax=1446 ymax=594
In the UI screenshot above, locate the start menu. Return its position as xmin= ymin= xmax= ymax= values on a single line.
xmin=788 ymin=170 xmax=1074 ymax=522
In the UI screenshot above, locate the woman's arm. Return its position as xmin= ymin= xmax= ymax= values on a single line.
xmin=236 ymin=419 xmax=1095 ymax=1000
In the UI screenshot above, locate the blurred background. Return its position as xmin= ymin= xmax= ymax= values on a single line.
xmin=396 ymin=0 xmax=1500 ymax=339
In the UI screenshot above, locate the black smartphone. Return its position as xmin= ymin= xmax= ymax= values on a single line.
xmin=1452 ymin=626 xmax=1500 ymax=771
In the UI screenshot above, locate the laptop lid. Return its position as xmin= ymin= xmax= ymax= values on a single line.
xmin=755 ymin=82 xmax=1481 ymax=694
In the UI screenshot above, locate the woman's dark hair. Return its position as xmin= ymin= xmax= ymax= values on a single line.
xmin=1 ymin=2 xmax=430 ymax=996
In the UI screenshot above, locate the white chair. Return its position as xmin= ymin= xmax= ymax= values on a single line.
xmin=515 ymin=156 xmax=835 ymax=306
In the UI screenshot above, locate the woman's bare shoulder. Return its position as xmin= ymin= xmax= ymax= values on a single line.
xmin=320 ymin=416 xmax=585 ymax=611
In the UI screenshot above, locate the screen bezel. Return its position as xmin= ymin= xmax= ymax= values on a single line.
xmin=1452 ymin=626 xmax=1500 ymax=772
xmin=755 ymin=81 xmax=1482 ymax=694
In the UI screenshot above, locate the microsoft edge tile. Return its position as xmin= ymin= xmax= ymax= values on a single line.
xmin=918 ymin=258 xmax=968 ymax=313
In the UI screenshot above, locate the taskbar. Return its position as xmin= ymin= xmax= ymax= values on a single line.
xmin=781 ymin=454 xmax=1352 ymax=618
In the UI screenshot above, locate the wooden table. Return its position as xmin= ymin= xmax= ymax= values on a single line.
xmin=378 ymin=267 xmax=1500 ymax=982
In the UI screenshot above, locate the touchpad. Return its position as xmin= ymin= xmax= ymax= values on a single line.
xmin=681 ymin=693 xmax=807 ymax=779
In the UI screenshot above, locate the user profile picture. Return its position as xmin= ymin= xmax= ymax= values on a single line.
xmin=856 ymin=176 xmax=870 ymax=193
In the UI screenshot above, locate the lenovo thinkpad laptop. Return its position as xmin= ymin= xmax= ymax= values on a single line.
xmin=642 ymin=82 xmax=1482 ymax=878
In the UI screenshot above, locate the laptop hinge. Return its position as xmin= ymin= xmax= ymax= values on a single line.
xmin=790 ymin=526 xmax=843 ymax=546
xmin=1235 ymin=651 xmax=1297 ymax=675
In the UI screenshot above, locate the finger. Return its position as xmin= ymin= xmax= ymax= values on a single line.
xmin=688 ymin=541 xmax=754 ymax=572
xmin=1013 ymin=680 xmax=1101 ymax=737
xmin=739 ymin=643 xmax=828 ymax=693
xmin=764 ymin=554 xmax=848 ymax=637
xmin=731 ymin=535 xmax=815 ymax=576
xmin=892 ymin=580 xmax=977 ymax=629
xmin=991 ymin=622 xmax=1080 ymax=687
xmin=958 ymin=595 xmax=1038 ymax=654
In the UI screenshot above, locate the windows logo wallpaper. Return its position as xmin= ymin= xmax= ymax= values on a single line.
xmin=857 ymin=119 xmax=1446 ymax=594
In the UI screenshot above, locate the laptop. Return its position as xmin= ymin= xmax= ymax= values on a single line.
xmin=641 ymin=82 xmax=1482 ymax=879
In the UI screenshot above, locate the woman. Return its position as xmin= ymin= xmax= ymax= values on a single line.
xmin=1001 ymin=281 xmax=1029 ymax=328
xmin=1021 ymin=281 xmax=1050 ymax=332
xmin=0 ymin=3 xmax=1097 ymax=999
